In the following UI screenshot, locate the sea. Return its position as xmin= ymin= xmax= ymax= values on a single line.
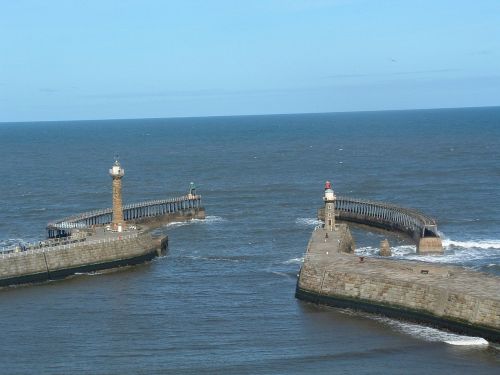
xmin=0 ymin=107 xmax=499 ymax=374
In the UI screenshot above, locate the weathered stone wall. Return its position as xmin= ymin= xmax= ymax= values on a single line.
xmin=300 ymin=268 xmax=499 ymax=330
xmin=337 ymin=225 xmax=355 ymax=254
xmin=417 ymin=237 xmax=443 ymax=254
xmin=0 ymin=232 xmax=164 ymax=286
xmin=44 ymin=234 xmax=155 ymax=272
xmin=296 ymin=225 xmax=500 ymax=341
xmin=0 ymin=252 xmax=47 ymax=280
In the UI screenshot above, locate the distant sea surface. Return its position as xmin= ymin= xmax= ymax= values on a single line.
xmin=0 ymin=107 xmax=499 ymax=374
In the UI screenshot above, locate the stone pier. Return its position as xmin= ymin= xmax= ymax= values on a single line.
xmin=296 ymin=225 xmax=500 ymax=342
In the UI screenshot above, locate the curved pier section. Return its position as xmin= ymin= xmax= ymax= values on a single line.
xmin=297 ymin=182 xmax=500 ymax=343
xmin=296 ymin=227 xmax=500 ymax=343
xmin=318 ymin=196 xmax=443 ymax=254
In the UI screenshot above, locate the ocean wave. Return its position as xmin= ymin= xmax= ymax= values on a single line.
xmin=444 ymin=338 xmax=489 ymax=346
xmin=0 ymin=238 xmax=24 ymax=248
xmin=357 ymin=246 xmax=500 ymax=265
xmin=179 ymin=254 xmax=251 ymax=263
xmin=32 ymin=207 xmax=47 ymax=212
xmin=336 ymin=308 xmax=488 ymax=345
xmin=164 ymin=221 xmax=191 ymax=228
xmin=165 ymin=215 xmax=225 ymax=228
xmin=295 ymin=218 xmax=322 ymax=226
xmin=442 ymin=239 xmax=500 ymax=250
xmin=355 ymin=245 xmax=416 ymax=257
xmin=403 ymin=250 xmax=500 ymax=264
xmin=74 ymin=272 xmax=103 ymax=276
xmin=369 ymin=315 xmax=489 ymax=346
xmin=355 ymin=236 xmax=500 ymax=265
xmin=283 ymin=257 xmax=304 ymax=265
xmin=0 ymin=238 xmax=39 ymax=250
xmin=193 ymin=215 xmax=226 ymax=224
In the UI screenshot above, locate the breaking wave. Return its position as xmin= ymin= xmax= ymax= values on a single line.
xmin=0 ymin=237 xmax=39 ymax=251
xmin=295 ymin=218 xmax=322 ymax=226
xmin=355 ymin=245 xmax=416 ymax=257
xmin=372 ymin=316 xmax=489 ymax=346
xmin=283 ymin=257 xmax=304 ymax=265
xmin=337 ymin=309 xmax=489 ymax=345
xmin=355 ymin=235 xmax=500 ymax=266
xmin=442 ymin=239 xmax=500 ymax=250
xmin=193 ymin=215 xmax=226 ymax=224
xmin=165 ymin=215 xmax=225 ymax=228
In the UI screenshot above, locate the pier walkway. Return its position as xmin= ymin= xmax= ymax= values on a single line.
xmin=296 ymin=225 xmax=500 ymax=342
xmin=47 ymin=195 xmax=202 ymax=238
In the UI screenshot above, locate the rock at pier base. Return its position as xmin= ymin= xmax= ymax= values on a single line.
xmin=417 ymin=237 xmax=443 ymax=254
xmin=379 ymin=239 xmax=391 ymax=256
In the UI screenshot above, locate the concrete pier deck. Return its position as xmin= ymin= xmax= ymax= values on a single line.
xmin=296 ymin=225 xmax=500 ymax=342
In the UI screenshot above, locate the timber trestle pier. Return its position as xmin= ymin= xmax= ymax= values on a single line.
xmin=47 ymin=195 xmax=203 ymax=238
xmin=318 ymin=195 xmax=443 ymax=253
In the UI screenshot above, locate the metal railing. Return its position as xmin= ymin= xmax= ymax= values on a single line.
xmin=0 ymin=233 xmax=139 ymax=259
xmin=46 ymin=195 xmax=202 ymax=238
xmin=319 ymin=195 xmax=440 ymax=239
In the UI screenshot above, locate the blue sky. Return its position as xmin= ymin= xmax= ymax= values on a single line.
xmin=1 ymin=0 xmax=499 ymax=122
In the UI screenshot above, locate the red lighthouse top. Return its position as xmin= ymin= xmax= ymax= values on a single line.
xmin=325 ymin=181 xmax=332 ymax=190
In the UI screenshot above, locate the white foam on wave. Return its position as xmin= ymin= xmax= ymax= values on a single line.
xmin=0 ymin=238 xmax=22 ymax=248
xmin=74 ymin=272 xmax=103 ymax=276
xmin=443 ymin=238 xmax=500 ymax=250
xmin=355 ymin=245 xmax=416 ymax=257
xmin=0 ymin=237 xmax=39 ymax=250
xmin=164 ymin=221 xmax=190 ymax=228
xmin=194 ymin=215 xmax=226 ymax=224
xmin=283 ymin=257 xmax=304 ymax=265
xmin=404 ymin=249 xmax=500 ymax=264
xmin=445 ymin=338 xmax=489 ymax=346
xmin=372 ymin=316 xmax=488 ymax=346
xmin=356 ymin=235 xmax=500 ymax=265
xmin=356 ymin=245 xmax=500 ymax=265
xmin=295 ymin=218 xmax=322 ymax=226
xmin=165 ymin=215 xmax=225 ymax=228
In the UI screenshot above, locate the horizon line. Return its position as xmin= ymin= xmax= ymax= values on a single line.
xmin=1 ymin=104 xmax=499 ymax=124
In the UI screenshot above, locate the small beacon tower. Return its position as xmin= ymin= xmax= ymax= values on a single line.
xmin=109 ymin=159 xmax=125 ymax=232
xmin=323 ymin=181 xmax=336 ymax=231
xmin=187 ymin=182 xmax=197 ymax=198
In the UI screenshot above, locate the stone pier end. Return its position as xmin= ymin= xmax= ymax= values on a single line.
xmin=417 ymin=237 xmax=443 ymax=254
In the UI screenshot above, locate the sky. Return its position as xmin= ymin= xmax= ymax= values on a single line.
xmin=0 ymin=0 xmax=499 ymax=122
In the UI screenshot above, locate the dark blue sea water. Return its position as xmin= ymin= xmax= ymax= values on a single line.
xmin=0 ymin=107 xmax=499 ymax=374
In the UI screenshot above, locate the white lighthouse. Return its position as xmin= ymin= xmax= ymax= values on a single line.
xmin=323 ymin=181 xmax=336 ymax=231
xmin=109 ymin=159 xmax=125 ymax=232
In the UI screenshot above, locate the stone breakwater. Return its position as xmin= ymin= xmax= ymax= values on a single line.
xmin=1 ymin=208 xmax=206 ymax=288
xmin=295 ymin=224 xmax=500 ymax=343
xmin=0 ymin=231 xmax=167 ymax=287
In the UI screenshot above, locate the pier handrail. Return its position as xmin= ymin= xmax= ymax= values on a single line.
xmin=0 ymin=232 xmax=139 ymax=259
xmin=318 ymin=195 xmax=440 ymax=239
xmin=336 ymin=195 xmax=437 ymax=226
xmin=47 ymin=194 xmax=201 ymax=228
